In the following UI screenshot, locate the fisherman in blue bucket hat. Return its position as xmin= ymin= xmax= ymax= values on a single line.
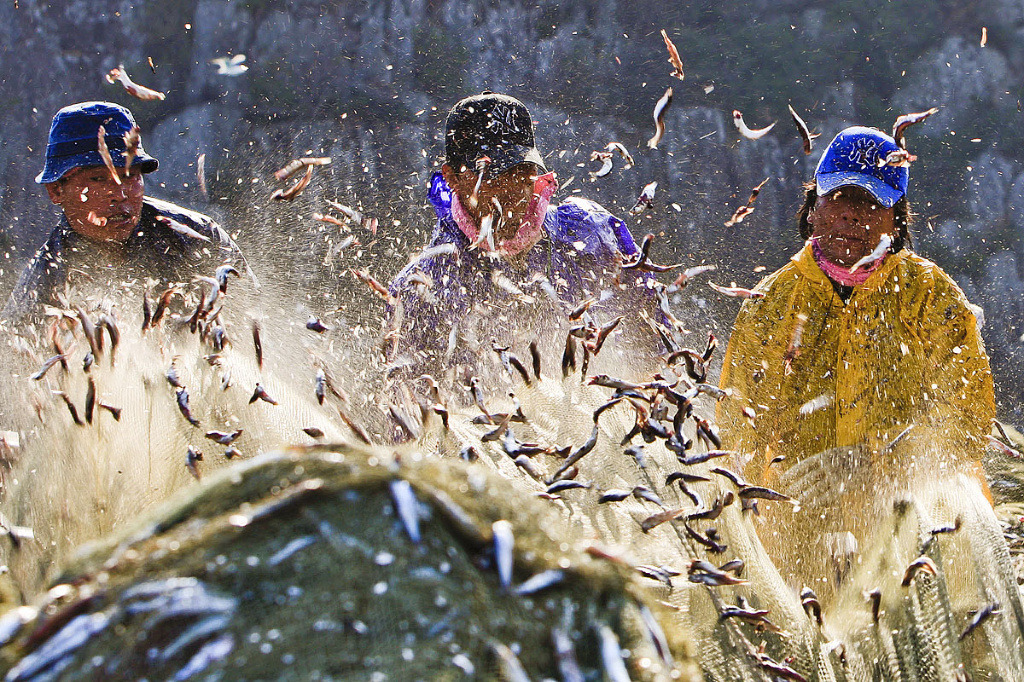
xmin=717 ymin=126 xmax=996 ymax=598
xmin=4 ymin=102 xmax=246 ymax=319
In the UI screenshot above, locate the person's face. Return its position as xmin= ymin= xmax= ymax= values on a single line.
xmin=443 ymin=162 xmax=541 ymax=245
xmin=807 ymin=185 xmax=896 ymax=267
xmin=45 ymin=165 xmax=145 ymax=243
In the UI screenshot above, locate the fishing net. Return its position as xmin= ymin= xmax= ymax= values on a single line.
xmin=0 ymin=446 xmax=699 ymax=681
xmin=416 ymin=363 xmax=839 ymax=681
xmin=409 ymin=341 xmax=1024 ymax=681
xmin=0 ymin=279 xmax=368 ymax=596
xmin=0 ymin=274 xmax=1021 ymax=681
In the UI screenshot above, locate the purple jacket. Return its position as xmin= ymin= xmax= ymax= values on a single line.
xmin=385 ymin=173 xmax=661 ymax=383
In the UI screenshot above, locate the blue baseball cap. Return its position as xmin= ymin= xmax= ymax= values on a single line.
xmin=814 ymin=126 xmax=908 ymax=208
xmin=36 ymin=101 xmax=158 ymax=184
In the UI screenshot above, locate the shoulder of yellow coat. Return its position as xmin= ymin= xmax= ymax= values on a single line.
xmin=897 ymin=250 xmax=974 ymax=305
xmin=753 ymin=259 xmax=801 ymax=296
xmin=894 ymin=250 xmax=983 ymax=337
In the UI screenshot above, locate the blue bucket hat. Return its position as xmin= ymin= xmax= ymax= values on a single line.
xmin=36 ymin=101 xmax=158 ymax=184
xmin=814 ymin=126 xmax=908 ymax=208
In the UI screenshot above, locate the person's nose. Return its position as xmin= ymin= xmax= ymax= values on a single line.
xmin=835 ymin=201 xmax=860 ymax=225
xmin=108 ymin=182 xmax=129 ymax=202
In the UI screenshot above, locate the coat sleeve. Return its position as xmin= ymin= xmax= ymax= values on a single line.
xmin=898 ymin=267 xmax=995 ymax=462
xmin=2 ymin=235 xmax=64 ymax=321
xmin=717 ymin=295 xmax=772 ymax=468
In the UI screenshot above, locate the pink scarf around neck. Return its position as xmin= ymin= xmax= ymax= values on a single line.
xmin=811 ymin=239 xmax=885 ymax=287
xmin=451 ymin=172 xmax=558 ymax=256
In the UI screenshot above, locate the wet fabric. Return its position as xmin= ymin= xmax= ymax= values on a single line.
xmin=3 ymin=197 xmax=242 ymax=321
xmin=718 ymin=242 xmax=995 ymax=486
xmin=385 ymin=173 xmax=662 ymax=385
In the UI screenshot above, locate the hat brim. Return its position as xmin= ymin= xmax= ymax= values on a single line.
xmin=816 ymin=171 xmax=903 ymax=209
xmin=36 ymin=149 xmax=158 ymax=184
xmin=488 ymin=145 xmax=548 ymax=177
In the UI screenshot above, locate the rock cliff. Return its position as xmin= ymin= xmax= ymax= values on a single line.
xmin=1 ymin=0 xmax=1022 ymax=413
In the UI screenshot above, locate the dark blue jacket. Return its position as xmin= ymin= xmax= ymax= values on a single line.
xmin=4 ymin=197 xmax=243 ymax=320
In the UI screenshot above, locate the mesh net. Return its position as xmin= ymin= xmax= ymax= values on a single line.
xmin=0 ymin=275 xmax=1021 ymax=680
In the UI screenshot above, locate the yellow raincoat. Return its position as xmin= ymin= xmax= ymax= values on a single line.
xmin=718 ymin=243 xmax=995 ymax=489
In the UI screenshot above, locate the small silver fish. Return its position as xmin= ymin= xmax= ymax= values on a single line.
xmin=959 ymin=602 xmax=1000 ymax=641
xmin=551 ymin=627 xmax=584 ymax=682
xmin=30 ymin=355 xmax=65 ymax=381
xmin=306 ymin=315 xmax=331 ymax=333
xmin=186 ymin=446 xmax=203 ymax=481
xmin=176 ymin=388 xmax=199 ymax=426
xmin=513 ymin=569 xmax=565 ymax=596
xmin=647 ymin=88 xmax=673 ymax=150
xmin=596 ymin=624 xmax=631 ymax=682
xmin=315 ymin=369 xmax=327 ymax=405
xmin=210 ymin=54 xmax=248 ymax=76
xmin=270 ymin=163 xmax=313 ymax=201
xmin=215 ymin=264 xmax=239 ymax=293
xmin=787 ymin=104 xmax=819 ymax=155
xmin=892 ymin=107 xmax=939 ymax=149
xmin=249 ymin=383 xmax=278 ymax=405
xmin=389 ymin=480 xmax=421 ymax=543
xmin=105 ymin=65 xmax=166 ymax=101
xmin=629 ymin=181 xmax=658 ymax=215
xmin=204 ymin=429 xmax=242 ymax=445
xmin=589 ymin=151 xmax=614 ymax=179
xmin=709 ymin=282 xmax=765 ymax=299
xmin=604 ymin=141 xmax=635 ymax=168
xmin=85 ymin=377 xmax=96 ymax=424
xmin=849 ymin=233 xmax=893 ymax=273
xmin=166 ymin=360 xmax=184 ymax=388
xmin=660 ymin=29 xmax=685 ymax=81
xmin=733 ymin=110 xmax=776 ymax=140
xmin=492 ymin=520 xmax=515 ymax=589
xmin=901 ymin=555 xmax=938 ymax=586
xmin=156 ymin=215 xmax=211 ymax=242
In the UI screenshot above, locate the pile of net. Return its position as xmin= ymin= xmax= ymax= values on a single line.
xmin=0 ymin=446 xmax=700 ymax=680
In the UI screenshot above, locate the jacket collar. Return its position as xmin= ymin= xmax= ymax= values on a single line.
xmin=791 ymin=241 xmax=907 ymax=303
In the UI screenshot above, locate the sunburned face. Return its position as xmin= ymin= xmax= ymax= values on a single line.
xmin=443 ymin=162 xmax=544 ymax=253
xmin=807 ymin=186 xmax=896 ymax=268
xmin=45 ymin=165 xmax=145 ymax=244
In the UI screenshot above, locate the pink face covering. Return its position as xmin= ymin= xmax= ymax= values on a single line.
xmin=811 ymin=238 xmax=885 ymax=287
xmin=451 ymin=171 xmax=558 ymax=256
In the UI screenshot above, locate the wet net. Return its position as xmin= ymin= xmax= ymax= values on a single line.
xmin=0 ymin=272 xmax=1021 ymax=681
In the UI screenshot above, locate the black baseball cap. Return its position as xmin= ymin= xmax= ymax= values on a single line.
xmin=444 ymin=93 xmax=547 ymax=177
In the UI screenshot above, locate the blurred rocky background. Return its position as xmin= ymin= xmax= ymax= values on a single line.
xmin=1 ymin=0 xmax=1022 ymax=417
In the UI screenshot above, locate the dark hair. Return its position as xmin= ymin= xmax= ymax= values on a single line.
xmin=797 ymin=182 xmax=913 ymax=253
